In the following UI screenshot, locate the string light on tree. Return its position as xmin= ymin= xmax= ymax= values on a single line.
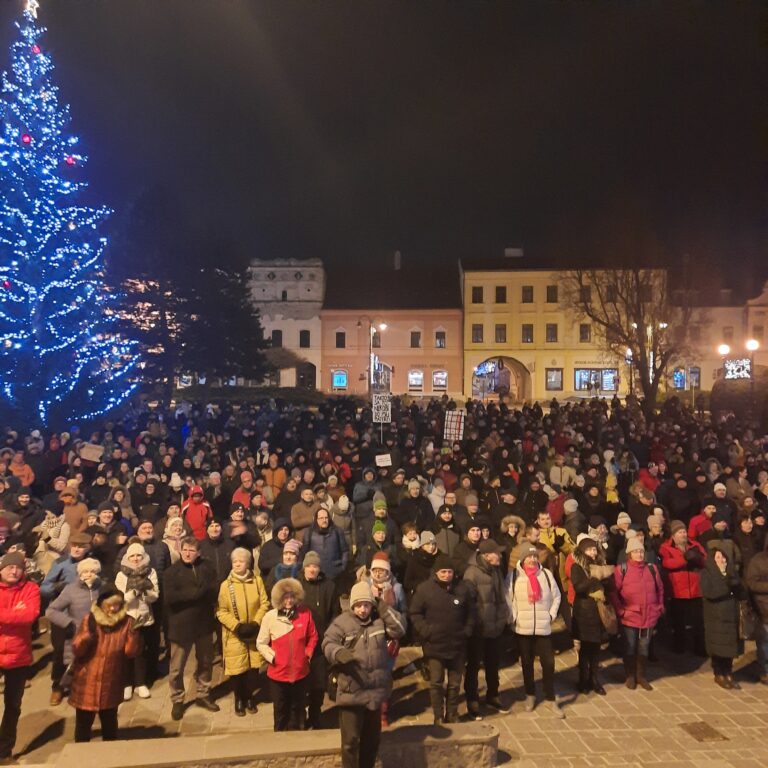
xmin=0 ymin=1 xmax=139 ymax=426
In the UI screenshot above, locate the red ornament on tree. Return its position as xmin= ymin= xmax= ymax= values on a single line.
xmin=31 ymin=44 xmax=41 ymax=55
xmin=21 ymin=133 xmax=31 ymax=144
xmin=65 ymin=155 xmax=76 ymax=166
xmin=2 ymin=280 xmax=10 ymax=289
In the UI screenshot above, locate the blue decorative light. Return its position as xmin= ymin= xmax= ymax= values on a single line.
xmin=0 ymin=3 xmax=139 ymax=426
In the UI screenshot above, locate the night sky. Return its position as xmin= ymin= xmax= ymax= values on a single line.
xmin=1 ymin=0 xmax=765 ymax=288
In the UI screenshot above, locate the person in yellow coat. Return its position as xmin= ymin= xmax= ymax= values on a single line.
xmin=216 ymin=547 xmax=270 ymax=716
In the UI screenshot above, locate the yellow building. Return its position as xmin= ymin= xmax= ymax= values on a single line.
xmin=461 ymin=256 xmax=627 ymax=402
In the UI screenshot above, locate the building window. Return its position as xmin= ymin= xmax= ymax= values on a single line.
xmin=521 ymin=324 xmax=534 ymax=344
xmin=722 ymin=326 xmax=734 ymax=343
xmin=545 ymin=368 xmax=563 ymax=391
xmin=495 ymin=324 xmax=507 ymax=344
xmin=605 ymin=285 xmax=617 ymax=303
xmin=331 ymin=370 xmax=348 ymax=390
xmin=579 ymin=323 xmax=591 ymax=343
xmin=299 ymin=330 xmax=310 ymax=348
xmin=546 ymin=324 xmax=558 ymax=343
xmin=753 ymin=325 xmax=765 ymax=342
xmin=271 ymin=330 xmax=283 ymax=348
xmin=672 ymin=367 xmax=686 ymax=390
xmin=410 ymin=331 xmax=422 ymax=349
xmin=575 ymin=368 xmax=618 ymax=392
xmin=546 ymin=285 xmax=558 ymax=303
xmin=281 ymin=289 xmax=288 ymax=301
xmin=432 ymin=370 xmax=448 ymax=391
xmin=471 ymin=324 xmax=484 ymax=343
xmin=335 ymin=331 xmax=346 ymax=349
xmin=471 ymin=286 xmax=483 ymax=304
xmin=371 ymin=331 xmax=381 ymax=348
xmin=435 ymin=330 xmax=446 ymax=348
xmin=521 ymin=285 xmax=534 ymax=303
xmin=601 ymin=369 xmax=619 ymax=391
xmin=579 ymin=286 xmax=592 ymax=304
xmin=408 ymin=370 xmax=424 ymax=392
xmin=495 ymin=286 xmax=507 ymax=303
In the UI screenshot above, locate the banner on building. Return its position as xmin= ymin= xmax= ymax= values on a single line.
xmin=372 ymin=394 xmax=392 ymax=424
xmin=443 ymin=409 xmax=465 ymax=443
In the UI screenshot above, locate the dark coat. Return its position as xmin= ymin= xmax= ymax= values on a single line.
xmin=299 ymin=572 xmax=340 ymax=641
xmin=463 ymin=557 xmax=509 ymax=638
xmin=409 ymin=575 xmax=475 ymax=660
xmin=700 ymin=558 xmax=743 ymax=659
xmin=163 ymin=557 xmax=219 ymax=644
xmin=200 ymin=536 xmax=236 ymax=583
xmin=569 ymin=558 xmax=605 ymax=643
xmin=301 ymin=522 xmax=349 ymax=580
xmin=404 ymin=548 xmax=438 ymax=598
xmin=745 ymin=546 xmax=768 ymax=622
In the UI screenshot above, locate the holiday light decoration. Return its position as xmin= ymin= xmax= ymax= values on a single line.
xmin=0 ymin=2 xmax=138 ymax=425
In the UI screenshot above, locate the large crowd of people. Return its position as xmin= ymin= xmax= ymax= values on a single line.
xmin=0 ymin=392 xmax=767 ymax=767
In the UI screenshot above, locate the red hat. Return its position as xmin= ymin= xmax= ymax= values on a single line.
xmin=370 ymin=551 xmax=391 ymax=572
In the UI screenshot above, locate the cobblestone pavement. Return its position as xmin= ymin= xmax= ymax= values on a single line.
xmin=11 ymin=631 xmax=768 ymax=766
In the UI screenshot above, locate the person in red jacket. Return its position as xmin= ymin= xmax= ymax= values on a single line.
xmin=0 ymin=551 xmax=40 ymax=761
xmin=659 ymin=520 xmax=707 ymax=656
xmin=181 ymin=486 xmax=213 ymax=541
xmin=256 ymin=578 xmax=318 ymax=731
xmin=688 ymin=501 xmax=716 ymax=542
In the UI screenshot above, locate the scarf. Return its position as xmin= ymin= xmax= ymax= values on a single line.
xmin=401 ymin=535 xmax=420 ymax=551
xmin=523 ymin=563 xmax=542 ymax=604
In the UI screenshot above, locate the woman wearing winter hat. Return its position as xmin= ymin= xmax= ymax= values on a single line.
xmin=322 ymin=580 xmax=406 ymax=768
xmin=217 ymin=548 xmax=269 ymax=716
xmin=507 ymin=544 xmax=563 ymax=717
xmin=114 ymin=542 xmax=159 ymax=700
xmin=69 ymin=586 xmax=142 ymax=742
xmin=257 ymin=578 xmax=318 ymax=730
xmin=570 ymin=538 xmax=614 ymax=695
xmin=611 ymin=537 xmax=664 ymax=690
xmin=700 ymin=542 xmax=743 ymax=689
xmin=264 ymin=538 xmax=302 ymax=595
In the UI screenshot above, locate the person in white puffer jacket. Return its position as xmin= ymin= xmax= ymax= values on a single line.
xmin=507 ymin=544 xmax=563 ymax=717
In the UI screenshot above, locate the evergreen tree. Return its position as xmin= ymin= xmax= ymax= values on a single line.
xmin=0 ymin=2 xmax=137 ymax=427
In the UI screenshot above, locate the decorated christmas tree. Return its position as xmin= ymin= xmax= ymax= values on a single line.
xmin=0 ymin=1 xmax=137 ymax=427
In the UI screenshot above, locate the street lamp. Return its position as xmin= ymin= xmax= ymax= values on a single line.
xmin=717 ymin=344 xmax=731 ymax=357
xmin=357 ymin=317 xmax=387 ymax=398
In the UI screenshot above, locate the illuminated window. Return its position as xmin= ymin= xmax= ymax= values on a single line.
xmin=408 ymin=370 xmax=424 ymax=392
xmin=545 ymin=368 xmax=563 ymax=391
xmin=332 ymin=370 xmax=348 ymax=390
xmin=432 ymin=370 xmax=448 ymax=391
xmin=435 ymin=330 xmax=446 ymax=348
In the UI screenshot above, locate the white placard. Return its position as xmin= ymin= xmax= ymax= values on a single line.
xmin=372 ymin=394 xmax=392 ymax=424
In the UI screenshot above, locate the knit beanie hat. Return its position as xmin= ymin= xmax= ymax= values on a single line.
xmin=370 ymin=551 xmax=391 ymax=572
xmin=283 ymin=539 xmax=301 ymax=556
xmin=576 ymin=534 xmax=594 ymax=548
xmin=589 ymin=515 xmax=607 ymax=529
xmin=465 ymin=493 xmax=479 ymax=507
xmin=303 ymin=551 xmax=321 ymax=568
xmin=433 ymin=553 xmax=455 ymax=572
xmin=616 ymin=512 xmax=632 ymax=526
xmin=626 ymin=537 xmax=644 ymax=554
xmin=337 ymin=495 xmax=350 ymax=512
xmin=646 ymin=515 xmax=663 ymax=530
xmin=125 ymin=542 xmax=145 ymax=559
xmin=373 ymin=498 xmax=388 ymax=512
xmin=350 ymin=581 xmax=374 ymax=606
xmin=372 ymin=520 xmax=387 ymax=536
xmin=670 ymin=519 xmax=686 ymax=535
xmin=419 ymin=531 xmax=437 ymax=546
xmin=76 ymin=557 xmax=101 ymax=575
xmin=478 ymin=539 xmax=501 ymax=556
xmin=714 ymin=482 xmax=727 ymax=493
xmin=563 ymin=499 xmax=579 ymax=514
xmin=0 ymin=552 xmax=25 ymax=570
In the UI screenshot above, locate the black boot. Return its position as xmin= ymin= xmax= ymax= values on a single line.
xmin=577 ymin=654 xmax=591 ymax=693
xmin=589 ymin=655 xmax=606 ymax=695
xmin=234 ymin=697 xmax=246 ymax=717
xmin=624 ymin=656 xmax=637 ymax=690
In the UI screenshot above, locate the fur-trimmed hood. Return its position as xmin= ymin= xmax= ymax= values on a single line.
xmin=572 ymin=545 xmax=606 ymax=571
xmin=90 ymin=602 xmax=129 ymax=629
xmin=499 ymin=515 xmax=526 ymax=542
xmin=271 ymin=577 xmax=304 ymax=607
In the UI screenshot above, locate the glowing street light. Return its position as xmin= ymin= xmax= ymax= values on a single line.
xmin=718 ymin=344 xmax=731 ymax=357
xmin=746 ymin=339 xmax=760 ymax=352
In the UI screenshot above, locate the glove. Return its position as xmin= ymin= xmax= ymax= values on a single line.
xmin=335 ymin=647 xmax=355 ymax=665
xmin=588 ymin=588 xmax=605 ymax=602
xmin=234 ymin=623 xmax=259 ymax=640
xmin=553 ymin=532 xmax=565 ymax=550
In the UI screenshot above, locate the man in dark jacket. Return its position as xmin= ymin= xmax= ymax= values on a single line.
xmin=257 ymin=517 xmax=293 ymax=576
xmin=164 ymin=537 xmax=220 ymax=720
xmin=409 ymin=554 xmax=475 ymax=723
xmin=745 ymin=537 xmax=768 ymax=685
xmin=300 ymin=551 xmax=341 ymax=728
xmin=462 ymin=539 xmax=510 ymax=719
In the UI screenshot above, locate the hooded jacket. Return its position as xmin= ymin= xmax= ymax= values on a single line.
xmin=256 ymin=579 xmax=318 ymax=683
xmin=463 ymin=555 xmax=509 ymax=638
xmin=69 ymin=603 xmax=142 ymax=711
xmin=506 ymin=563 xmax=561 ymax=636
xmin=745 ymin=537 xmax=768 ymax=622
xmin=612 ymin=559 xmax=664 ymax=629
xmin=659 ymin=537 xmax=706 ymax=599
xmin=181 ymin=486 xmax=213 ymax=541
